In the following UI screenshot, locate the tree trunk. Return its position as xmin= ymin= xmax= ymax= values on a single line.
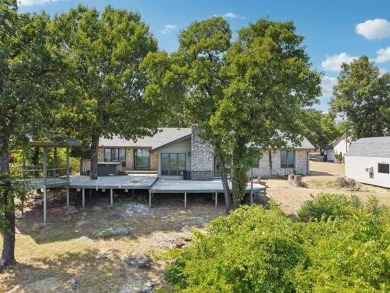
xmin=0 ymin=135 xmax=16 ymax=269
xmin=89 ymin=132 xmax=100 ymax=180
xmin=217 ymin=154 xmax=233 ymax=213
xmin=231 ymin=140 xmax=250 ymax=209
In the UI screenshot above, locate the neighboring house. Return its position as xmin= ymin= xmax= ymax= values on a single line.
xmin=345 ymin=137 xmax=390 ymax=188
xmin=327 ymin=133 xmax=353 ymax=162
xmin=98 ymin=125 xmax=314 ymax=179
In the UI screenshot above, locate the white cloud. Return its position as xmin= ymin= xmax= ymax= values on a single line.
xmin=18 ymin=0 xmax=65 ymax=6
xmin=375 ymin=47 xmax=390 ymax=64
xmin=162 ymin=24 xmax=177 ymax=35
xmin=356 ymin=18 xmax=390 ymax=40
xmin=223 ymin=12 xmax=238 ymax=19
xmin=321 ymin=53 xmax=357 ymax=72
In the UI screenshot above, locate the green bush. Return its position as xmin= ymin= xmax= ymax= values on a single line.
xmin=165 ymin=205 xmax=307 ymax=292
xmin=297 ymin=193 xmax=362 ymax=222
xmin=165 ymin=195 xmax=390 ymax=292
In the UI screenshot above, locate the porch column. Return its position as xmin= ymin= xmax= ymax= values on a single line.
xmin=148 ymin=190 xmax=152 ymax=208
xmin=66 ymin=186 xmax=69 ymax=207
xmin=184 ymin=193 xmax=187 ymax=208
xmin=110 ymin=189 xmax=114 ymax=207
xmin=215 ymin=192 xmax=218 ymax=208
xmin=43 ymin=146 xmax=48 ymax=224
xmin=82 ymin=188 xmax=85 ymax=208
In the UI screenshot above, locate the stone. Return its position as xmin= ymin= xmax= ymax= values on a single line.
xmin=92 ymin=205 xmax=104 ymax=212
xmin=93 ymin=227 xmax=131 ymax=237
xmin=120 ymin=280 xmax=153 ymax=293
xmin=123 ymin=254 xmax=152 ymax=268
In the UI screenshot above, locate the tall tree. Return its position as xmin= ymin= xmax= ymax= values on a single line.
xmin=0 ymin=1 xmax=58 ymax=268
xmin=330 ymin=56 xmax=390 ymax=138
xmin=52 ymin=5 xmax=159 ymax=179
xmin=300 ymin=109 xmax=341 ymax=147
xmin=215 ymin=19 xmax=321 ymax=206
xmin=143 ymin=17 xmax=321 ymax=211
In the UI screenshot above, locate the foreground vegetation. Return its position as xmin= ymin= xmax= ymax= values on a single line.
xmin=165 ymin=194 xmax=390 ymax=292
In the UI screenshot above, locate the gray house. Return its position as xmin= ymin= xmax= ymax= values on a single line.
xmin=98 ymin=125 xmax=314 ymax=179
xmin=345 ymin=137 xmax=390 ymax=188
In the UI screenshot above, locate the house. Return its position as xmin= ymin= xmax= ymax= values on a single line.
xmin=345 ymin=137 xmax=390 ymax=188
xmin=98 ymin=125 xmax=314 ymax=179
xmin=326 ymin=133 xmax=353 ymax=162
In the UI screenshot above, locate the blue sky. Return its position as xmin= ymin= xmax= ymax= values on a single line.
xmin=19 ymin=0 xmax=390 ymax=112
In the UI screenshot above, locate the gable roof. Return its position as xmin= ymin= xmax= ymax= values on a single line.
xmin=345 ymin=137 xmax=390 ymax=158
xmin=99 ymin=128 xmax=191 ymax=150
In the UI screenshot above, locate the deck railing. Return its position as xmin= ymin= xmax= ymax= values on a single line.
xmin=10 ymin=166 xmax=69 ymax=187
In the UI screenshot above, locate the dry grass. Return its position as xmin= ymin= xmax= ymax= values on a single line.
xmin=264 ymin=160 xmax=390 ymax=215
xmin=0 ymin=193 xmax=225 ymax=292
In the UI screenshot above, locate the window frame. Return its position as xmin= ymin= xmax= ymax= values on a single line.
xmin=280 ymin=150 xmax=295 ymax=169
xmin=378 ymin=163 xmax=390 ymax=174
xmin=134 ymin=148 xmax=151 ymax=170
xmin=161 ymin=153 xmax=186 ymax=176
xmin=104 ymin=148 xmax=126 ymax=167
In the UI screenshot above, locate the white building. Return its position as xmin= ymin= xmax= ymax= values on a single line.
xmin=327 ymin=133 xmax=353 ymax=162
xmin=345 ymin=137 xmax=390 ymax=188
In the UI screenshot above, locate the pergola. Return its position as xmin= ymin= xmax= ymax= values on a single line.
xmin=25 ymin=137 xmax=81 ymax=224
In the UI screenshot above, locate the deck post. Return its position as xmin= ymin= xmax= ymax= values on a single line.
xmin=215 ymin=192 xmax=218 ymax=208
xmin=66 ymin=186 xmax=69 ymax=207
xmin=110 ymin=189 xmax=113 ymax=207
xmin=82 ymin=188 xmax=85 ymax=208
xmin=184 ymin=193 xmax=187 ymax=209
xmin=66 ymin=147 xmax=70 ymax=181
xmin=148 ymin=191 xmax=152 ymax=208
xmin=43 ymin=146 xmax=48 ymax=224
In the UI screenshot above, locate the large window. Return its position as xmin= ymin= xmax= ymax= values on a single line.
xmin=161 ymin=153 xmax=186 ymax=176
xmin=104 ymin=148 xmax=126 ymax=167
xmin=281 ymin=150 xmax=295 ymax=168
xmin=134 ymin=149 xmax=150 ymax=170
xmin=378 ymin=163 xmax=390 ymax=174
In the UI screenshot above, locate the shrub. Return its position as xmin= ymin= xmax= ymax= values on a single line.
xmin=297 ymin=193 xmax=362 ymax=222
xmin=165 ymin=205 xmax=307 ymax=292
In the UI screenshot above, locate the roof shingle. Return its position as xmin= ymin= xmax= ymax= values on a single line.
xmin=345 ymin=137 xmax=390 ymax=158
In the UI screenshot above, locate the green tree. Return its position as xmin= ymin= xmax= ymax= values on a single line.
xmin=0 ymin=1 xmax=58 ymax=268
xmin=143 ymin=17 xmax=321 ymax=211
xmin=300 ymin=109 xmax=341 ymax=147
xmin=52 ymin=5 xmax=159 ymax=179
xmin=330 ymin=56 xmax=390 ymax=138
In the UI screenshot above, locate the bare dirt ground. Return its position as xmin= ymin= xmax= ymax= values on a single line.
xmin=1 ymin=158 xmax=390 ymax=292
xmin=264 ymin=158 xmax=390 ymax=215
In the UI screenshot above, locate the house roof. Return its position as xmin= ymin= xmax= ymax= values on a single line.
xmin=345 ymin=137 xmax=390 ymax=158
xmin=331 ymin=133 xmax=347 ymax=147
xmin=29 ymin=137 xmax=81 ymax=147
xmin=295 ymin=137 xmax=315 ymax=150
xmin=99 ymin=128 xmax=192 ymax=150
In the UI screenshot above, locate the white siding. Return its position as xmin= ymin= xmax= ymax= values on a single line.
xmin=345 ymin=155 xmax=390 ymax=188
xmin=157 ymin=138 xmax=191 ymax=179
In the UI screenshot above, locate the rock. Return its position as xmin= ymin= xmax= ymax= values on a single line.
xmin=64 ymin=205 xmax=78 ymax=214
xmin=120 ymin=280 xmax=153 ymax=293
xmin=70 ymin=278 xmax=79 ymax=290
xmin=92 ymin=205 xmax=104 ymax=212
xmin=123 ymin=254 xmax=152 ymax=268
xmin=96 ymin=249 xmax=115 ymax=259
xmin=93 ymin=227 xmax=131 ymax=237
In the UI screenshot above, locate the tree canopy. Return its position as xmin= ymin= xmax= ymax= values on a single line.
xmin=0 ymin=1 xmax=59 ymax=267
xmin=330 ymin=56 xmax=390 ymax=139
xmin=143 ymin=17 xmax=321 ymax=211
xmin=52 ymin=5 xmax=160 ymax=179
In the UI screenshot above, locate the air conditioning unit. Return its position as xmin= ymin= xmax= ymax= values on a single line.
xmin=365 ymin=166 xmax=373 ymax=173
